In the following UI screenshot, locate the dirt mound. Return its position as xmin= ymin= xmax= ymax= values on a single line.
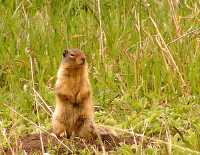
xmin=1 ymin=127 xmax=150 ymax=154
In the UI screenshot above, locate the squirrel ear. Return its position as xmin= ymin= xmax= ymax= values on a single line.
xmin=63 ymin=49 xmax=69 ymax=57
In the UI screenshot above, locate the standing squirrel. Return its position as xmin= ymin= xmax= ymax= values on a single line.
xmin=52 ymin=48 xmax=95 ymax=139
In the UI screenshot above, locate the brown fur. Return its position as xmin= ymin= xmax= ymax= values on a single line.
xmin=52 ymin=49 xmax=96 ymax=139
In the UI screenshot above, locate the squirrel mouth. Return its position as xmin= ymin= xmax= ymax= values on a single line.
xmin=77 ymin=59 xmax=85 ymax=65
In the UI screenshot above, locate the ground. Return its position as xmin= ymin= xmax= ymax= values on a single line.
xmin=0 ymin=0 xmax=200 ymax=154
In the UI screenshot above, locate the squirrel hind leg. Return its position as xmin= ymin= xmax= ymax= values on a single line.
xmin=75 ymin=117 xmax=96 ymax=140
xmin=52 ymin=119 xmax=70 ymax=138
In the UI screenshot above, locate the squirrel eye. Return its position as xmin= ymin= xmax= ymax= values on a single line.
xmin=70 ymin=53 xmax=75 ymax=57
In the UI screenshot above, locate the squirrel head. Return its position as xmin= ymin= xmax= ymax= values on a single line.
xmin=61 ymin=48 xmax=87 ymax=69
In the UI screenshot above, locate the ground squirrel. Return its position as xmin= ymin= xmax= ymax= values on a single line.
xmin=52 ymin=48 xmax=95 ymax=139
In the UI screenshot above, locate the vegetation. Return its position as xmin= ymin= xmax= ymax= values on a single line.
xmin=0 ymin=0 xmax=200 ymax=154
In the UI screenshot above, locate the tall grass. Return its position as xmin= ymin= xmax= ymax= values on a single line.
xmin=0 ymin=0 xmax=200 ymax=154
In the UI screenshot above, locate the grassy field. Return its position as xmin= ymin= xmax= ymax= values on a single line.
xmin=0 ymin=0 xmax=200 ymax=154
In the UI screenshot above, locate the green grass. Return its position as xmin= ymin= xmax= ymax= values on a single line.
xmin=0 ymin=0 xmax=200 ymax=154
